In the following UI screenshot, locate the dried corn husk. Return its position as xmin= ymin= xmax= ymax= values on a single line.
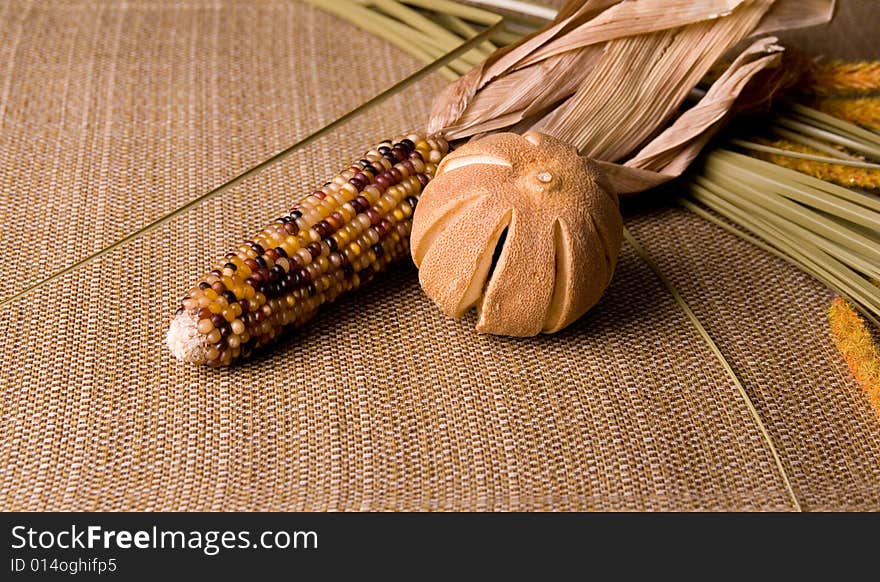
xmin=431 ymin=0 xmax=834 ymax=189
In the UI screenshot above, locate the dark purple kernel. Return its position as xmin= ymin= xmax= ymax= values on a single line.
xmin=391 ymin=147 xmax=406 ymax=161
xmin=274 ymin=247 xmax=288 ymax=259
xmin=222 ymin=291 xmax=237 ymax=304
xmin=374 ymin=176 xmax=388 ymax=192
xmin=250 ymin=243 xmax=265 ymax=254
xmin=306 ymin=283 xmax=317 ymax=297
xmin=378 ymin=146 xmax=391 ymax=155
xmin=410 ymin=150 xmax=424 ymax=162
xmin=254 ymin=256 xmax=268 ymax=269
xmin=198 ymin=281 xmax=211 ymax=290
xmin=354 ymin=196 xmax=370 ymax=212
xmin=371 ymin=243 xmax=384 ymax=258
xmin=211 ymin=314 xmax=226 ymax=328
xmin=416 ymin=173 xmax=430 ymax=188
xmin=399 ymin=138 xmax=415 ymax=151
xmin=376 ymin=219 xmax=393 ymax=237
xmin=306 ymin=242 xmax=322 ymax=259
xmin=329 ymin=211 xmax=344 ymax=225
xmin=365 ymin=208 xmax=381 ymax=226
xmin=383 ymin=152 xmax=398 ymax=163
xmin=405 ymin=196 xmax=419 ymax=210
xmin=209 ymin=269 xmax=222 ymax=278
xmin=290 ymin=209 xmax=303 ymax=219
xmin=325 ymin=237 xmax=338 ymax=252
xmin=298 ymin=268 xmax=312 ymax=283
xmin=223 ymin=262 xmax=237 ymax=271
xmin=312 ymin=222 xmax=328 ymax=238
xmin=401 ymin=160 xmax=415 ymax=174
xmin=284 ymin=222 xmax=299 ymax=235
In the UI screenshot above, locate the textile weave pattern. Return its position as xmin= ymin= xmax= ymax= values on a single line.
xmin=0 ymin=0 xmax=878 ymax=511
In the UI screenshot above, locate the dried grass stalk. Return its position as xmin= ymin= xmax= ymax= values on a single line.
xmin=683 ymin=138 xmax=880 ymax=323
xmin=741 ymin=138 xmax=880 ymax=188
xmin=305 ymin=0 xmax=502 ymax=81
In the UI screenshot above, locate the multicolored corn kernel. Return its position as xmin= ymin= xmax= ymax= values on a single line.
xmin=167 ymin=133 xmax=448 ymax=366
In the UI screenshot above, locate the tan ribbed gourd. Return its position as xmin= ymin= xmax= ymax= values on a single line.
xmin=167 ymin=134 xmax=448 ymax=366
xmin=411 ymin=131 xmax=622 ymax=336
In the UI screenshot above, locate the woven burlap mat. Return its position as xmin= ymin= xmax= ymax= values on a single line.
xmin=1 ymin=0 xmax=878 ymax=511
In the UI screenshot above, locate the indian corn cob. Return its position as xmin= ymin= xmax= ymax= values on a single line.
xmin=167 ymin=133 xmax=449 ymax=366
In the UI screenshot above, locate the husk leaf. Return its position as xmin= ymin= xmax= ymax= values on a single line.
xmin=428 ymin=0 xmax=835 ymax=193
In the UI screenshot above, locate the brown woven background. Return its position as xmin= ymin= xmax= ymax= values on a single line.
xmin=0 ymin=0 xmax=878 ymax=511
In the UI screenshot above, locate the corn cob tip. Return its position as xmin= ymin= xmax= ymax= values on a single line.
xmin=167 ymin=310 xmax=209 ymax=364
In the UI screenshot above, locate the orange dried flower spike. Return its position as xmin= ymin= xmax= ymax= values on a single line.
xmin=828 ymin=297 xmax=880 ymax=416
xmin=751 ymin=139 xmax=880 ymax=189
